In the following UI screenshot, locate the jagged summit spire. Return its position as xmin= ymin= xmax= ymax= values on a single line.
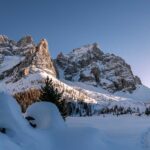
xmin=0 ymin=35 xmax=9 ymax=43
xmin=37 ymin=39 xmax=48 ymax=52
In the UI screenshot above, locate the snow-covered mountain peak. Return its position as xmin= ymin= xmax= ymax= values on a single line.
xmin=56 ymin=43 xmax=142 ymax=93
xmin=71 ymin=43 xmax=101 ymax=54
xmin=65 ymin=43 xmax=104 ymax=62
xmin=0 ymin=36 xmax=150 ymax=112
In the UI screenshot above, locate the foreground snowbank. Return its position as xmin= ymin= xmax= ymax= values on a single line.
xmin=25 ymin=102 xmax=65 ymax=129
xmin=1 ymin=93 xmax=150 ymax=150
xmin=0 ymin=93 xmax=102 ymax=150
xmin=67 ymin=116 xmax=150 ymax=150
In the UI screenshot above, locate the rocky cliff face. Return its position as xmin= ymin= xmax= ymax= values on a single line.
xmin=56 ymin=43 xmax=142 ymax=93
xmin=0 ymin=36 xmax=141 ymax=95
xmin=0 ymin=35 xmax=56 ymax=83
xmin=0 ymin=35 xmax=96 ymax=110
xmin=1 ymin=35 xmax=147 ymax=111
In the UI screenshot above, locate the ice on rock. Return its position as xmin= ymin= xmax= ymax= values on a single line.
xmin=25 ymin=102 xmax=65 ymax=130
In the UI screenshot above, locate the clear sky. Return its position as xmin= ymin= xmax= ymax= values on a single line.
xmin=0 ymin=0 xmax=150 ymax=87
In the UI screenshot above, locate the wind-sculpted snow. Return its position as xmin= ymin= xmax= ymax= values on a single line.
xmin=0 ymin=93 xmax=103 ymax=150
xmin=141 ymin=128 xmax=150 ymax=149
xmin=67 ymin=116 xmax=150 ymax=150
xmin=25 ymin=102 xmax=65 ymax=129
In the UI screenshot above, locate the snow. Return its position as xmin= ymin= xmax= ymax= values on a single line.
xmin=1 ymin=93 xmax=150 ymax=150
xmin=0 ymin=56 xmax=24 ymax=74
xmin=67 ymin=116 xmax=150 ymax=150
xmin=1 ymin=66 xmax=150 ymax=114
xmin=25 ymin=102 xmax=65 ymax=129
xmin=0 ymin=93 xmax=101 ymax=150
xmin=115 ymin=85 xmax=150 ymax=102
xmin=62 ymin=79 xmax=150 ymax=104
xmin=65 ymin=43 xmax=101 ymax=62
xmin=1 ymin=40 xmax=150 ymax=111
xmin=0 ymin=93 xmax=37 ymax=150
xmin=0 ymin=93 xmax=27 ymax=129
xmin=0 ymin=93 xmax=53 ymax=150
xmin=0 ymin=68 xmax=96 ymax=104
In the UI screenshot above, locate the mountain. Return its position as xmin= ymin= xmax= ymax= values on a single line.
xmin=0 ymin=35 xmax=150 ymax=113
xmin=0 ymin=35 xmax=96 ymax=110
xmin=55 ymin=43 xmax=141 ymax=93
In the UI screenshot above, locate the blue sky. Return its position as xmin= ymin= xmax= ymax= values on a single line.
xmin=0 ymin=0 xmax=150 ymax=87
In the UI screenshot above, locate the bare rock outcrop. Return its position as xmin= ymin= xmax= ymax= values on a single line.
xmin=0 ymin=36 xmax=57 ymax=83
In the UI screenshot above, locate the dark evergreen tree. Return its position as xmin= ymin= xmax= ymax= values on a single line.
xmin=145 ymin=107 xmax=150 ymax=116
xmin=0 ymin=128 xmax=6 ymax=134
xmin=39 ymin=76 xmax=67 ymax=120
xmin=127 ymin=107 xmax=132 ymax=114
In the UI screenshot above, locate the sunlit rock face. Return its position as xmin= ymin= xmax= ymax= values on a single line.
xmin=0 ymin=35 xmax=144 ymax=111
xmin=0 ymin=35 xmax=57 ymax=83
xmin=0 ymin=35 xmax=142 ymax=94
xmin=55 ymin=43 xmax=142 ymax=93
xmin=0 ymin=36 xmax=95 ymax=110
xmin=0 ymin=35 xmax=57 ymax=108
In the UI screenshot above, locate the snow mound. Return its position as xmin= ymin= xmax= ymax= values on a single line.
xmin=0 ymin=92 xmax=27 ymax=129
xmin=25 ymin=102 xmax=65 ymax=129
xmin=0 ymin=93 xmax=37 ymax=150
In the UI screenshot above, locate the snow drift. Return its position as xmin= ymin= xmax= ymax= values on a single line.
xmin=0 ymin=93 xmax=102 ymax=150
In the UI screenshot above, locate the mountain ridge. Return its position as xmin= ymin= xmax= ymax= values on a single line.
xmin=0 ymin=35 xmax=150 ymax=112
xmin=55 ymin=42 xmax=141 ymax=93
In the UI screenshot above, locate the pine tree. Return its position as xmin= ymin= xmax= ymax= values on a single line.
xmin=39 ymin=76 xmax=67 ymax=120
xmin=145 ymin=107 xmax=150 ymax=116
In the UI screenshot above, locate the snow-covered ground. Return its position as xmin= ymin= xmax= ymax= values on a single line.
xmin=67 ymin=116 xmax=150 ymax=150
xmin=0 ymin=93 xmax=150 ymax=150
xmin=0 ymin=93 xmax=101 ymax=150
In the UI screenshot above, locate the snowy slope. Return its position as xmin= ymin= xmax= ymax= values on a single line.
xmin=0 ymin=93 xmax=103 ymax=150
xmin=67 ymin=116 xmax=150 ymax=150
xmin=0 ymin=56 xmax=24 ymax=74
xmin=0 ymin=68 xmax=96 ymax=104
xmin=55 ymin=43 xmax=150 ymax=106
xmin=62 ymin=79 xmax=150 ymax=102
xmin=115 ymin=85 xmax=150 ymax=102
xmin=60 ymin=79 xmax=148 ymax=112
xmin=0 ymin=35 xmax=150 ymax=112
xmin=56 ymin=43 xmax=142 ymax=93
xmin=1 ymin=93 xmax=150 ymax=150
